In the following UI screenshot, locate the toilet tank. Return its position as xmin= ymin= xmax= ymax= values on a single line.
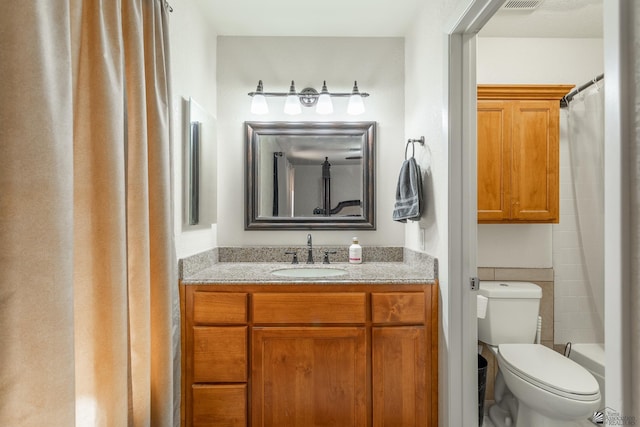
xmin=478 ymin=281 xmax=542 ymax=346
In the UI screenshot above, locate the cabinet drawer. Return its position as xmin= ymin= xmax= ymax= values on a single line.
xmin=372 ymin=292 xmax=425 ymax=324
xmin=193 ymin=326 xmax=247 ymax=382
xmin=193 ymin=292 xmax=247 ymax=324
xmin=192 ymin=384 xmax=246 ymax=427
xmin=253 ymin=293 xmax=366 ymax=324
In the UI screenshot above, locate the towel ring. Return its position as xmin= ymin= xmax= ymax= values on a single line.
xmin=405 ymin=136 xmax=425 ymax=160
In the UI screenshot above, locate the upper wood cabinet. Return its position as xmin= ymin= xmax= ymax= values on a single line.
xmin=477 ymin=85 xmax=573 ymax=223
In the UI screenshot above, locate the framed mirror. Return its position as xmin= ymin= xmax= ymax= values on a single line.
xmin=245 ymin=121 xmax=376 ymax=230
xmin=184 ymin=97 xmax=216 ymax=228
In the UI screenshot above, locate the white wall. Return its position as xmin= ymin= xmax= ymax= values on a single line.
xmin=293 ymin=165 xmax=322 ymax=216
xmin=477 ymin=38 xmax=603 ymax=85
xmin=478 ymin=224 xmax=552 ymax=267
xmin=476 ymin=37 xmax=603 ymax=267
xmin=216 ymin=37 xmax=405 ymax=247
xmin=404 ymin=19 xmax=449 ymax=261
xmin=169 ymin=0 xmax=219 ymax=258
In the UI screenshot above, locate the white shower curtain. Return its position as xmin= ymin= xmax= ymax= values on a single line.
xmin=567 ymin=81 xmax=606 ymax=331
xmin=0 ymin=1 xmax=178 ymax=426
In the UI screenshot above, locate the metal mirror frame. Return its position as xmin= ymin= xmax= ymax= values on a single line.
xmin=185 ymin=97 xmax=217 ymax=229
xmin=245 ymin=121 xmax=376 ymax=230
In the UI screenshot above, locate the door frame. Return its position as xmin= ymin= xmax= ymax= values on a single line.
xmin=602 ymin=0 xmax=632 ymax=414
xmin=445 ymin=1 xmax=504 ymax=426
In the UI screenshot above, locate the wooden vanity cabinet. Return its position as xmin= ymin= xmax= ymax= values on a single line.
xmin=181 ymin=283 xmax=438 ymax=427
xmin=477 ymin=85 xmax=574 ymax=223
xmin=186 ymin=291 xmax=249 ymax=427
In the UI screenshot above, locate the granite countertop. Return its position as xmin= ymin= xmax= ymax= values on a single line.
xmin=179 ymin=247 xmax=437 ymax=285
xmin=182 ymin=262 xmax=436 ymax=284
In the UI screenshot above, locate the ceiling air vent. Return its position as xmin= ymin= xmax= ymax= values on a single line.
xmin=501 ymin=0 xmax=543 ymax=10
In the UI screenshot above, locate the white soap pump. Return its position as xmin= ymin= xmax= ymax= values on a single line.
xmin=349 ymin=237 xmax=362 ymax=264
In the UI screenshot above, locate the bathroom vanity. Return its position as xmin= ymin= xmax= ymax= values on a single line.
xmin=179 ymin=255 xmax=438 ymax=427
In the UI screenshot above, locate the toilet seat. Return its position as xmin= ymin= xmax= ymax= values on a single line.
xmin=498 ymin=344 xmax=600 ymax=402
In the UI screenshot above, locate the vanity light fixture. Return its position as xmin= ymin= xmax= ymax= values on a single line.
xmin=248 ymin=80 xmax=369 ymax=115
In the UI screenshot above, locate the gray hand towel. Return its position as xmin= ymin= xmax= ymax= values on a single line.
xmin=392 ymin=157 xmax=423 ymax=222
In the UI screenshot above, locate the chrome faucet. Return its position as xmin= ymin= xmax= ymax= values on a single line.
xmin=306 ymin=233 xmax=314 ymax=264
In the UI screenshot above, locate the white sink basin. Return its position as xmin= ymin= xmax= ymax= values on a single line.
xmin=271 ymin=267 xmax=348 ymax=278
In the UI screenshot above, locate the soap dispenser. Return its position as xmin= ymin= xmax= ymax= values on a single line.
xmin=349 ymin=237 xmax=362 ymax=264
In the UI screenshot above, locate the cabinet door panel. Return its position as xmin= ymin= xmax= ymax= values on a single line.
xmin=193 ymin=326 xmax=247 ymax=382
xmin=252 ymin=327 xmax=367 ymax=427
xmin=512 ymin=100 xmax=559 ymax=221
xmin=372 ymin=327 xmax=426 ymax=427
xmin=477 ymin=101 xmax=512 ymax=221
xmin=192 ymin=384 xmax=246 ymax=427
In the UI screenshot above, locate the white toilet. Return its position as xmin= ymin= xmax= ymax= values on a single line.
xmin=478 ymin=281 xmax=601 ymax=427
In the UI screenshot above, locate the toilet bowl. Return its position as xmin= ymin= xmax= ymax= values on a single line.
xmin=497 ymin=344 xmax=601 ymax=426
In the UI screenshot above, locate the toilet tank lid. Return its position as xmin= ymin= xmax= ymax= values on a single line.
xmin=479 ymin=281 xmax=542 ymax=299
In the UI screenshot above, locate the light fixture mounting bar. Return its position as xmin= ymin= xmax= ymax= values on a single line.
xmin=247 ymin=91 xmax=370 ymax=97
xmin=248 ymin=81 xmax=369 ymax=115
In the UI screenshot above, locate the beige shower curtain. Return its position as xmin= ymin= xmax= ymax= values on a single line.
xmin=1 ymin=1 xmax=177 ymax=426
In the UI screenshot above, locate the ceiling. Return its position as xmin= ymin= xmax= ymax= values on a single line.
xmin=480 ymin=0 xmax=602 ymax=37
xmin=193 ymin=0 xmax=602 ymax=38
xmin=192 ymin=0 xmax=425 ymax=37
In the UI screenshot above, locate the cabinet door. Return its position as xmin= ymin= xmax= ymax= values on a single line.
xmin=193 ymin=326 xmax=247 ymax=382
xmin=477 ymin=100 xmax=512 ymax=221
xmin=372 ymin=327 xmax=426 ymax=427
xmin=252 ymin=327 xmax=367 ymax=427
xmin=192 ymin=384 xmax=246 ymax=427
xmin=511 ymin=100 xmax=559 ymax=222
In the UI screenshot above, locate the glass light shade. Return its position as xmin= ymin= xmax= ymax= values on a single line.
xmin=284 ymin=95 xmax=302 ymax=114
xmin=316 ymin=94 xmax=333 ymax=114
xmin=251 ymin=94 xmax=269 ymax=115
xmin=347 ymin=94 xmax=365 ymax=115
xmin=316 ymin=80 xmax=333 ymax=115
xmin=283 ymin=80 xmax=302 ymax=115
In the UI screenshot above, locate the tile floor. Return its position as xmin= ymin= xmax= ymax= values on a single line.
xmin=481 ymin=403 xmax=597 ymax=426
